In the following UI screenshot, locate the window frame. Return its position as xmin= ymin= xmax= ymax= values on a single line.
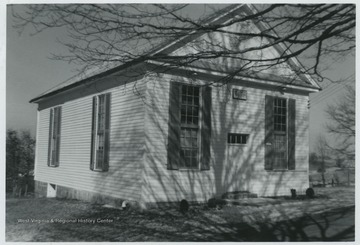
xmin=273 ymin=97 xmax=287 ymax=135
xmin=179 ymin=84 xmax=201 ymax=170
xmin=91 ymin=93 xmax=110 ymax=172
xmin=48 ymin=106 xmax=61 ymax=167
xmin=272 ymin=97 xmax=289 ymax=170
xmin=227 ymin=133 xmax=249 ymax=145
xmin=232 ymin=89 xmax=247 ymax=100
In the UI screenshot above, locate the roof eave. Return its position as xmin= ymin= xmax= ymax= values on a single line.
xmin=29 ymin=58 xmax=146 ymax=104
xmin=146 ymin=60 xmax=321 ymax=93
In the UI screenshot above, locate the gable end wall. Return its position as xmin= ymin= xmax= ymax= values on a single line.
xmin=141 ymin=73 xmax=310 ymax=203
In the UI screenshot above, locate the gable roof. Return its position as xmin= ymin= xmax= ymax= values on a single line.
xmin=30 ymin=4 xmax=321 ymax=103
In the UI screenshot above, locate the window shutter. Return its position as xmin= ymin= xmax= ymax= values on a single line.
xmin=47 ymin=109 xmax=53 ymax=166
xmin=54 ymin=107 xmax=61 ymax=167
xmin=288 ymin=99 xmax=296 ymax=170
xmin=90 ymin=96 xmax=96 ymax=171
xmin=167 ymin=82 xmax=180 ymax=170
xmin=103 ymin=93 xmax=111 ymax=172
xmin=200 ymin=86 xmax=212 ymax=170
xmin=265 ymin=95 xmax=274 ymax=170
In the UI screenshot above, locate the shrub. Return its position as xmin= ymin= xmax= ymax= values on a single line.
xmin=306 ymin=187 xmax=315 ymax=198
xmin=179 ymin=199 xmax=189 ymax=213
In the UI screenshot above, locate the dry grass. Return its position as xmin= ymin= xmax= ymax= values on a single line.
xmin=6 ymin=186 xmax=355 ymax=242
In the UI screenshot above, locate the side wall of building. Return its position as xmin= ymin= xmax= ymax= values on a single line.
xmin=141 ymin=72 xmax=310 ymax=203
xmin=34 ymin=74 xmax=147 ymax=203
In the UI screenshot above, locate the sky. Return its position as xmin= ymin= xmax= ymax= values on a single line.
xmin=4 ymin=3 xmax=356 ymax=151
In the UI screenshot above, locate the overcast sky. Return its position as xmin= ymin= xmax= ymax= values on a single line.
xmin=5 ymin=3 xmax=355 ymax=150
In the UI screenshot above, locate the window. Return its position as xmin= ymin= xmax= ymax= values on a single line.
xmin=48 ymin=106 xmax=61 ymax=167
xmin=233 ymin=89 xmax=247 ymax=100
xmin=265 ymin=95 xmax=296 ymax=171
xmin=180 ymin=85 xmax=200 ymax=169
xmin=274 ymin=98 xmax=287 ymax=133
xmin=228 ymin=133 xmax=249 ymax=144
xmin=90 ymin=93 xmax=111 ymax=171
xmin=167 ymin=82 xmax=212 ymax=171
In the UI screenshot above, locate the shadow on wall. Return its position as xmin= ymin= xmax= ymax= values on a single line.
xmin=73 ymin=18 xmax=312 ymax=205
xmin=90 ymin=74 xmax=148 ymax=203
xmin=141 ymin=65 xmax=309 ymax=204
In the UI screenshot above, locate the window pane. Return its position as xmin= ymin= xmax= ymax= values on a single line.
xmin=182 ymin=137 xmax=191 ymax=147
xmin=184 ymin=128 xmax=190 ymax=137
xmin=187 ymin=116 xmax=192 ymax=125
xmin=182 ymin=95 xmax=187 ymax=104
xmin=187 ymin=105 xmax=192 ymax=116
xmin=194 ymin=97 xmax=199 ymax=106
xmin=194 ymin=87 xmax=199 ymax=96
xmin=236 ymin=135 xmax=240 ymax=144
xmin=192 ymin=149 xmax=197 ymax=158
xmin=182 ymin=86 xmax=187 ymax=95
xmin=188 ymin=86 xmax=193 ymax=96
xmin=181 ymin=115 xmax=186 ymax=124
xmin=181 ymin=105 xmax=186 ymax=115
xmin=188 ymin=96 xmax=193 ymax=105
xmin=191 ymin=129 xmax=197 ymax=137
xmin=193 ymin=106 xmax=199 ymax=116
xmin=242 ymin=135 xmax=247 ymax=144
xmin=185 ymin=157 xmax=191 ymax=168
xmin=192 ymin=138 xmax=197 ymax=147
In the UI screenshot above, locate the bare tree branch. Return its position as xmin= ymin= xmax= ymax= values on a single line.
xmin=11 ymin=4 xmax=355 ymax=83
xmin=326 ymin=85 xmax=355 ymax=160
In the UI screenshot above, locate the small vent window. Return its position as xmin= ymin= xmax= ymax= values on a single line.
xmin=228 ymin=133 xmax=249 ymax=144
xmin=233 ymin=89 xmax=247 ymax=100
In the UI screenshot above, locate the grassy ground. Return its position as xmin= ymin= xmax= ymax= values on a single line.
xmin=6 ymin=186 xmax=355 ymax=242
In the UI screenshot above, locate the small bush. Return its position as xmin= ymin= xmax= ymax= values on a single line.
xmin=179 ymin=199 xmax=189 ymax=213
xmin=306 ymin=187 xmax=315 ymax=198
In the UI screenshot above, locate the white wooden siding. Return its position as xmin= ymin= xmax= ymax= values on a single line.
xmin=171 ymin=19 xmax=300 ymax=81
xmin=35 ymin=77 xmax=147 ymax=201
xmin=141 ymin=73 xmax=310 ymax=203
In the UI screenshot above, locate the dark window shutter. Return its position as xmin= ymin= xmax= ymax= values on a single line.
xmin=265 ymin=95 xmax=274 ymax=170
xmin=90 ymin=96 xmax=96 ymax=171
xmin=47 ymin=108 xmax=53 ymax=166
xmin=167 ymin=82 xmax=180 ymax=170
xmin=288 ymin=99 xmax=296 ymax=170
xmin=54 ymin=107 xmax=61 ymax=167
xmin=103 ymin=93 xmax=111 ymax=172
xmin=200 ymin=86 xmax=212 ymax=170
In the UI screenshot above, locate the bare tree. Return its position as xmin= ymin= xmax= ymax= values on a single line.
xmin=11 ymin=4 xmax=355 ymax=83
xmin=316 ymin=134 xmax=329 ymax=187
xmin=326 ymin=85 xmax=355 ymax=161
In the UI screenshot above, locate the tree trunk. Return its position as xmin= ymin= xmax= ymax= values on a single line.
xmin=321 ymin=159 xmax=326 ymax=187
